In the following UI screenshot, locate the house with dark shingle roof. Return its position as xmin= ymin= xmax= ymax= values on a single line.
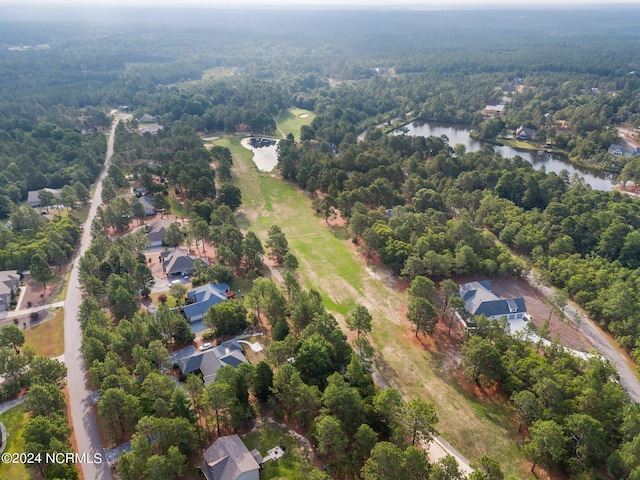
xmin=161 ymin=248 xmax=208 ymax=277
xmin=138 ymin=195 xmax=156 ymax=216
xmin=146 ymin=219 xmax=173 ymax=247
xmin=515 ymin=126 xmax=538 ymax=141
xmin=200 ymin=434 xmax=262 ymax=480
xmin=183 ymin=283 xmax=233 ymax=322
xmin=0 ymin=270 xmax=20 ymax=312
xmin=27 ymin=188 xmax=62 ymax=207
xmin=137 ymin=113 xmax=156 ymax=124
xmin=608 ymin=144 xmax=639 ymax=157
xmin=176 ymin=340 xmax=248 ymax=386
xmin=460 ymin=281 xmax=526 ymax=322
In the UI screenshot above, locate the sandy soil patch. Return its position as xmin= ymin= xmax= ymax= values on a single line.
xmin=240 ymin=137 xmax=280 ymax=172
xmin=489 ymin=277 xmax=593 ymax=352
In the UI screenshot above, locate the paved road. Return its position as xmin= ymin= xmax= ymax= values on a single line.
xmin=64 ymin=118 xmax=126 ymax=480
xmin=528 ymin=273 xmax=640 ymax=403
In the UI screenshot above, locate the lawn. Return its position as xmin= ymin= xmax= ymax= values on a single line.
xmin=212 ymin=135 xmax=532 ymax=479
xmin=0 ymin=404 xmax=31 ymax=480
xmin=275 ymin=108 xmax=315 ymax=140
xmin=500 ymin=138 xmax=539 ymax=150
xmin=23 ymin=308 xmax=64 ymax=357
xmin=243 ymin=421 xmax=317 ymax=480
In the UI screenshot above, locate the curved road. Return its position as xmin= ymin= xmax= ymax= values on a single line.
xmin=529 ymin=274 xmax=640 ymax=403
xmin=64 ymin=117 xmax=126 ymax=480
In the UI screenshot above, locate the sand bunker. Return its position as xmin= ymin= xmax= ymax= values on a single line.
xmin=299 ymin=113 xmax=310 ymax=118
xmin=241 ymin=137 xmax=279 ymax=172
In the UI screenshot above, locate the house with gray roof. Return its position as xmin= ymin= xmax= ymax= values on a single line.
xmin=146 ymin=219 xmax=174 ymax=247
xmin=27 ymin=188 xmax=62 ymax=207
xmin=515 ymin=126 xmax=538 ymax=141
xmin=137 ymin=113 xmax=156 ymax=124
xmin=460 ymin=281 xmax=526 ymax=322
xmin=200 ymin=434 xmax=262 ymax=480
xmin=483 ymin=104 xmax=505 ymax=116
xmin=0 ymin=270 xmax=20 ymax=312
xmin=183 ymin=283 xmax=233 ymax=322
xmin=138 ymin=195 xmax=156 ymax=216
xmin=161 ymin=248 xmax=208 ymax=277
xmin=176 ymin=340 xmax=248 ymax=386
xmin=608 ymin=143 xmax=640 ymax=157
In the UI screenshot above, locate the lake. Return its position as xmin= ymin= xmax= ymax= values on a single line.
xmin=394 ymin=121 xmax=615 ymax=191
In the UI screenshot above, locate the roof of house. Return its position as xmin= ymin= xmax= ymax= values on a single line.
xmin=162 ymin=248 xmax=207 ymax=276
xmin=141 ymin=125 xmax=164 ymax=135
xmin=138 ymin=195 xmax=155 ymax=216
xmin=460 ymin=281 xmax=526 ymax=318
xmin=137 ymin=113 xmax=156 ymax=123
xmin=0 ymin=270 xmax=19 ymax=299
xmin=200 ymin=434 xmax=262 ymax=480
xmin=183 ymin=283 xmax=231 ymax=321
xmin=147 ymin=219 xmax=174 ymax=244
xmin=608 ymin=143 xmax=639 ymax=156
xmin=484 ymin=104 xmax=505 ymax=113
xmin=516 ymin=126 xmax=538 ymax=137
xmin=176 ymin=340 xmax=247 ymax=385
xmin=27 ymin=188 xmax=62 ymax=207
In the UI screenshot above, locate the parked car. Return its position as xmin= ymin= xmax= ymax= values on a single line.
xmin=199 ymin=342 xmax=212 ymax=351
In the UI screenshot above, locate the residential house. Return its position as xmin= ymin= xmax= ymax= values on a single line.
xmin=460 ymin=281 xmax=527 ymax=322
xmin=183 ymin=283 xmax=234 ymax=323
xmin=161 ymin=248 xmax=208 ymax=277
xmin=140 ymin=124 xmax=164 ymax=135
xmin=176 ymin=341 xmax=248 ymax=386
xmin=515 ymin=126 xmax=538 ymax=141
xmin=483 ymin=104 xmax=505 ymax=116
xmin=608 ymin=144 xmax=640 ymax=157
xmin=200 ymin=434 xmax=262 ymax=480
xmin=146 ymin=219 xmax=174 ymax=247
xmin=138 ymin=195 xmax=156 ymax=217
xmin=0 ymin=270 xmax=20 ymax=312
xmin=27 ymin=188 xmax=62 ymax=208
xmin=137 ymin=113 xmax=156 ymax=124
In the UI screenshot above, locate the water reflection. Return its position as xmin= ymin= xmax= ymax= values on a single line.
xmin=394 ymin=121 xmax=614 ymax=191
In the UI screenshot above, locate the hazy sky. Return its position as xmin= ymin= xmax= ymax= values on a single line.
xmin=1 ymin=0 xmax=638 ymax=6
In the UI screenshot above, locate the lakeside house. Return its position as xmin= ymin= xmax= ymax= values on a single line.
xmin=608 ymin=143 xmax=640 ymax=157
xmin=515 ymin=126 xmax=538 ymax=141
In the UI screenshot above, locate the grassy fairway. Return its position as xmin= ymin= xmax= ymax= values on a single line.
xmin=0 ymin=404 xmax=30 ymax=480
xmin=275 ymin=108 xmax=315 ymax=139
xmin=214 ymin=135 xmax=529 ymax=479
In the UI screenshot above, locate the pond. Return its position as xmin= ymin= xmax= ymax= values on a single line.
xmin=393 ymin=121 xmax=615 ymax=191
xmin=241 ymin=137 xmax=280 ymax=172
